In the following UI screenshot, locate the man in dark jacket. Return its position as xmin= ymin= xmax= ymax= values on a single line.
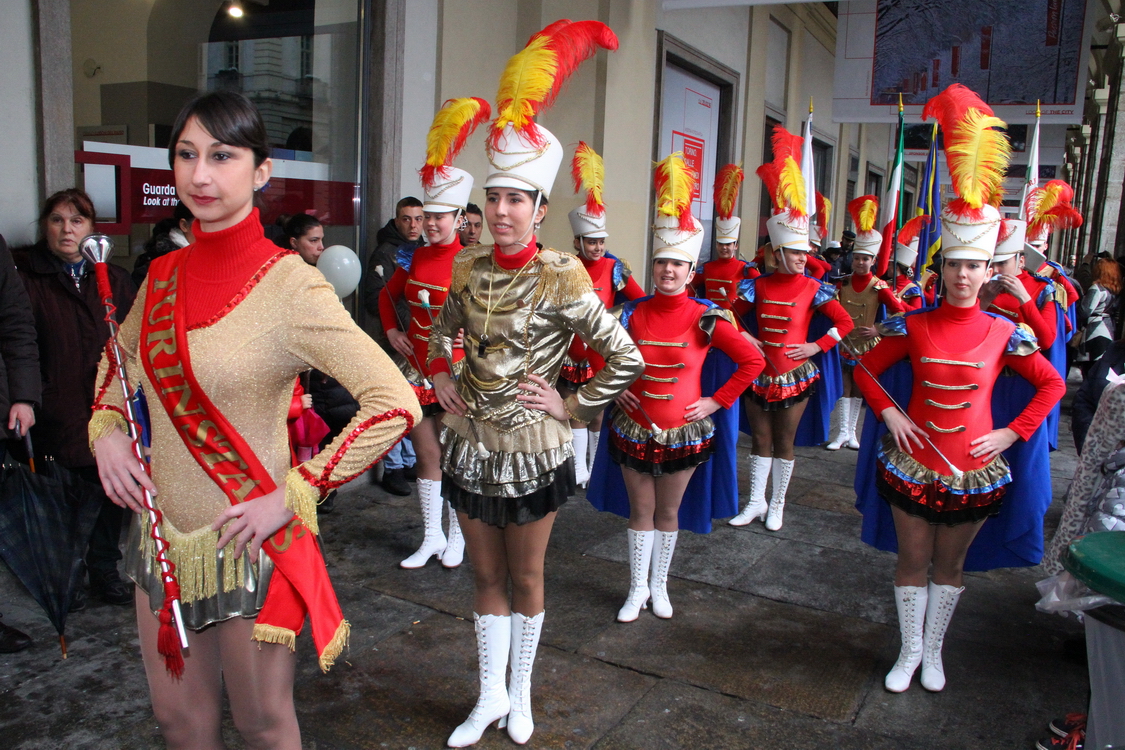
xmin=0 ymin=234 xmax=40 ymax=652
xmin=15 ymin=234 xmax=137 ymax=607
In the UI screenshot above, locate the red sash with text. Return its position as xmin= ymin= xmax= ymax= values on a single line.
xmin=140 ymin=251 xmax=348 ymax=671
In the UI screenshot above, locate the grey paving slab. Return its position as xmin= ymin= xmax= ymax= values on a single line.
xmin=578 ymin=583 xmax=887 ymax=722
xmin=593 ymin=679 xmax=917 ymax=750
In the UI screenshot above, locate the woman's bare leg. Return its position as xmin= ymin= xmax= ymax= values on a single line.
xmin=769 ymin=398 xmax=809 ymax=460
xmin=653 ymin=469 xmax=696 ymax=532
xmin=744 ymin=398 xmax=773 ymax=457
xmin=459 ymin=513 xmax=510 ymax=615
xmin=219 ymin=616 xmax=300 ymax=750
xmin=136 ymin=591 xmax=225 ymax=750
xmin=623 ymin=468 xmax=656 ymax=531
xmin=931 ymin=519 xmax=987 ymax=587
xmin=504 ymin=513 xmax=557 ymax=617
xmin=890 ymin=506 xmax=937 ymax=587
xmin=840 ymin=367 xmax=857 ymax=398
xmin=410 ymin=415 xmax=443 ymax=481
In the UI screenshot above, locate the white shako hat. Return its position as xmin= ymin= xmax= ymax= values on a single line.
xmin=423 ymin=167 xmax=474 ymax=213
xmin=847 ymin=195 xmax=882 ymax=257
xmin=420 ymin=97 xmax=490 ymax=213
xmin=808 ymin=222 xmax=823 ymax=248
xmin=992 ymin=218 xmax=1026 ymax=263
xmin=894 ymin=214 xmax=929 ymax=269
xmin=715 ymin=216 xmax=741 ymax=244
xmin=569 ymin=141 xmax=607 ymax=238
xmin=1024 ymin=242 xmax=1048 ymax=272
xmin=484 ymin=123 xmax=564 ymax=198
xmin=922 ymin=84 xmax=1011 ymax=262
xmin=652 ymin=152 xmax=704 ymax=265
xmin=766 ymin=211 xmax=811 ymax=252
xmin=758 ymin=125 xmax=810 ymax=252
xmin=569 ymin=206 xmax=607 ymax=238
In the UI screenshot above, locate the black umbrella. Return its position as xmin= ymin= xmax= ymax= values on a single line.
xmin=0 ymin=425 xmax=101 ymax=657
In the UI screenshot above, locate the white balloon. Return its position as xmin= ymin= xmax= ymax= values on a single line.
xmin=317 ymin=245 xmax=362 ymax=298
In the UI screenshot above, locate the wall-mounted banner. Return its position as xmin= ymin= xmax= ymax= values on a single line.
xmin=833 ymin=0 xmax=1096 ymax=124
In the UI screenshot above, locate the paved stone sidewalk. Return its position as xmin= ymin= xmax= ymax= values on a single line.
xmin=0 ymin=404 xmax=1089 ymax=749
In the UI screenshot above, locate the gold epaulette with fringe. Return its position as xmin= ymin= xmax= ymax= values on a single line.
xmin=450 ymin=245 xmax=493 ymax=294
xmin=535 ymin=247 xmax=594 ymax=305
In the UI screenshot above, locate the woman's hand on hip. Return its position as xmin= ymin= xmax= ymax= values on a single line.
xmin=882 ymin=407 xmax=928 ymax=455
xmin=784 ymin=342 xmax=821 ymax=360
xmin=386 ymin=328 xmax=415 ymax=360
xmin=684 ymin=396 xmax=720 ymax=422
xmin=516 ymin=373 xmax=568 ymax=421
xmin=94 ymin=427 xmax=157 ymax=514
xmin=969 ymin=427 xmax=1018 ymax=461
xmin=211 ymin=487 xmax=294 ymax=564
xmin=433 ymin=371 xmax=466 ymax=416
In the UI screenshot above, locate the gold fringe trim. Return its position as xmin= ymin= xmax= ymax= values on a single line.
xmin=880 ymin=433 xmax=1009 ymax=490
xmin=442 ymin=412 xmax=571 ymax=453
xmin=451 ymin=246 xmax=493 ymax=294
xmin=318 ymin=619 xmax=351 ymax=673
xmin=88 ymin=409 xmax=128 ymax=453
xmin=536 ymin=248 xmax=593 ymax=306
xmin=252 ymin=623 xmax=297 ymax=651
xmin=284 ymin=469 xmax=321 ymax=536
xmin=138 ymin=514 xmax=247 ymax=604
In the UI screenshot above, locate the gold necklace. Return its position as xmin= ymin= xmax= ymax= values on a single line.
xmin=478 ymin=249 xmax=537 ymax=357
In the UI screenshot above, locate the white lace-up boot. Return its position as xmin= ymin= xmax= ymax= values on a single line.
xmin=826 ymin=398 xmax=851 ymax=450
xmin=441 ymin=502 xmax=465 ymax=568
xmin=846 ymin=397 xmax=864 ymax=450
xmin=649 ymin=530 xmax=678 ymax=619
xmin=729 ymin=455 xmax=772 ymax=525
xmin=884 ymin=585 xmax=928 ymax=692
xmin=400 ymin=478 xmax=446 ymax=568
xmin=447 ymin=613 xmax=511 ymax=747
xmin=506 ymin=611 xmax=545 ymax=744
xmin=588 ymin=429 xmax=600 ymax=467
xmin=617 ymin=529 xmax=654 ymax=622
xmin=921 ymin=582 xmax=964 ymax=692
xmin=765 ymin=458 xmax=795 ymax=531
xmin=572 ymin=427 xmax=590 ymax=487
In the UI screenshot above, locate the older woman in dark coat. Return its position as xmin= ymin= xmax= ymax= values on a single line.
xmin=14 ymin=188 xmax=137 ymax=607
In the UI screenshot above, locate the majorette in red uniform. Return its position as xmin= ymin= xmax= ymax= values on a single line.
xmin=854 ymin=84 xmax=1065 ymax=696
xmin=826 ymin=195 xmax=906 ymax=451
xmin=1025 ymin=180 xmax=1083 ymax=325
xmin=728 ymin=125 xmax=853 ymax=532
xmin=888 ymin=215 xmax=927 ymax=312
xmin=694 ymin=164 xmax=758 ymax=316
xmin=380 ymin=97 xmax=490 ymax=571
xmin=560 ymin=143 xmax=644 ymax=487
xmin=598 ymin=154 xmax=763 ymax=622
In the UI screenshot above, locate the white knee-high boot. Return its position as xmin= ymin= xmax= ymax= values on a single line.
xmin=765 ymin=458 xmax=795 ymax=531
xmin=826 ymin=398 xmax=851 ymax=450
xmin=442 ymin=502 xmax=465 ymax=568
xmin=921 ymin=582 xmax=964 ymax=692
xmin=400 ymin=478 xmax=447 ymax=568
xmin=885 ymin=585 xmax=928 ymax=692
xmin=846 ymin=397 xmax=864 ymax=450
xmin=730 ymin=454 xmax=772 ymax=525
xmin=587 ymin=429 xmax=600 ymax=467
xmin=571 ymin=427 xmax=590 ymax=487
xmin=617 ymin=529 xmax=654 ymax=622
xmin=447 ymin=613 xmax=511 ymax=747
xmin=506 ymin=611 xmax=545 ymax=744
xmin=649 ymin=530 xmax=678 ymax=619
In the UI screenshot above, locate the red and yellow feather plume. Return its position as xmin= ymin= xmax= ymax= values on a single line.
xmin=420 ymin=97 xmax=491 ymax=188
xmin=816 ymin=192 xmax=832 ymax=238
xmin=897 ymin=214 xmax=929 ymax=247
xmin=490 ymin=20 xmax=618 ymax=148
xmin=1027 ymin=180 xmax=1083 ymax=235
xmin=757 ymin=125 xmax=807 ymax=216
xmin=847 ymin=195 xmax=879 ymax=234
xmin=571 ymin=141 xmax=605 ymax=217
xmin=713 ymin=164 xmax=744 ymax=220
xmin=922 ymin=84 xmax=1011 ymax=218
xmin=654 ymin=153 xmax=696 ymax=231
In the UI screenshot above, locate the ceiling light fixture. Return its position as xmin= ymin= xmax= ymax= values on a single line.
xmin=228 ymin=3 xmax=244 ymax=18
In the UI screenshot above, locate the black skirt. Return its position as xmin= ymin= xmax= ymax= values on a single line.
xmin=443 ymin=458 xmax=576 ymax=528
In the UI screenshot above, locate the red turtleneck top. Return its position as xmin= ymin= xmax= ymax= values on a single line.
xmin=892 ymin=274 xmax=924 ymax=311
xmin=741 ymin=272 xmax=854 ymax=375
xmin=181 ymin=209 xmax=290 ymax=329
xmin=580 ymin=254 xmax=645 ymax=307
xmin=695 ymin=256 xmax=758 ymax=322
xmin=855 ymin=302 xmax=1065 ymax=475
xmin=379 ymin=237 xmax=464 ymax=379
xmin=623 ymin=291 xmax=764 ymax=430
xmin=987 ymin=271 xmax=1058 ymax=349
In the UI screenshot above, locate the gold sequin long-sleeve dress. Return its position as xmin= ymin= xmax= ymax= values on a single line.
xmin=90 ymin=240 xmax=421 ymax=629
xmin=427 ymin=242 xmax=644 ymax=526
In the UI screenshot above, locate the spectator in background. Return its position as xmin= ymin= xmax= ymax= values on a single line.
xmin=458 ymin=202 xmax=483 ymax=247
xmin=0 ymin=233 xmax=40 ymax=653
xmin=1071 ymin=338 xmax=1125 ymax=453
xmin=1078 ymin=258 xmax=1120 ymax=379
xmin=840 ymin=229 xmax=857 ymax=274
xmin=361 ymin=197 xmax=423 ymax=496
xmin=14 ymin=188 xmax=137 ymax=608
xmin=285 ymin=213 xmax=325 ymax=265
xmin=132 ymin=201 xmax=195 ymax=287
xmin=823 ymin=240 xmax=846 ymax=279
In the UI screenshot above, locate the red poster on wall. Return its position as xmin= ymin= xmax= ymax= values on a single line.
xmin=671 ymin=131 xmax=705 ymax=204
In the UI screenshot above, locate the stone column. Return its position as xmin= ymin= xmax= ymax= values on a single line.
xmin=33 ymin=0 xmax=75 ymax=198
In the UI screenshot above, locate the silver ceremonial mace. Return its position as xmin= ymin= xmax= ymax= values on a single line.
xmin=81 ymin=235 xmax=189 ymax=650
